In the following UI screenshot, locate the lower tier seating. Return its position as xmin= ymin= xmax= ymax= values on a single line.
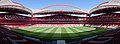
xmin=0 ymin=26 xmax=48 ymax=44
xmin=81 ymin=28 xmax=120 ymax=44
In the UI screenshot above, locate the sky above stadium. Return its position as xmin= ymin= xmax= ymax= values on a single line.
xmin=13 ymin=0 xmax=109 ymax=11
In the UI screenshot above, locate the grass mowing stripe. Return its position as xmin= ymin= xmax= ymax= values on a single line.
xmin=89 ymin=28 xmax=96 ymax=30
xmin=67 ymin=27 xmax=80 ymax=38
xmin=22 ymin=28 xmax=35 ymax=31
xmin=36 ymin=27 xmax=54 ymax=38
xmin=76 ymin=27 xmax=92 ymax=31
xmin=61 ymin=27 xmax=69 ymax=39
xmin=23 ymin=27 xmax=38 ymax=31
xmin=38 ymin=27 xmax=52 ymax=33
xmin=29 ymin=27 xmax=38 ymax=31
xmin=73 ymin=27 xmax=86 ymax=32
xmin=44 ymin=27 xmax=55 ymax=33
xmin=64 ymin=27 xmax=75 ymax=39
xmin=65 ymin=27 xmax=74 ymax=33
xmin=32 ymin=27 xmax=46 ymax=32
xmin=45 ymin=27 xmax=58 ymax=39
xmin=51 ymin=27 xmax=61 ymax=39
xmin=27 ymin=27 xmax=52 ymax=37
xmin=61 ymin=27 xmax=67 ymax=33
xmin=82 ymin=27 xmax=91 ymax=31
xmin=70 ymin=27 xmax=84 ymax=32
xmin=80 ymin=27 xmax=93 ymax=31
xmin=55 ymin=27 xmax=61 ymax=33
xmin=23 ymin=27 xmax=46 ymax=32
xmin=68 ymin=27 xmax=79 ymax=33
xmin=34 ymin=27 xmax=51 ymax=32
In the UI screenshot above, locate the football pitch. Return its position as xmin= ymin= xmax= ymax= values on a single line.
xmin=12 ymin=26 xmax=108 ymax=40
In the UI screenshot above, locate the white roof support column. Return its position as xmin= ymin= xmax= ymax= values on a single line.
xmin=110 ymin=0 xmax=120 ymax=4
xmin=89 ymin=0 xmax=120 ymax=14
xmin=0 ymin=0 xmax=32 ymax=14
xmin=0 ymin=0 xmax=12 ymax=4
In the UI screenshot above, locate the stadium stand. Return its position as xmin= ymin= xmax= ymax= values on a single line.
xmin=0 ymin=26 xmax=50 ymax=44
xmin=81 ymin=28 xmax=120 ymax=44
xmin=35 ymin=14 xmax=81 ymax=24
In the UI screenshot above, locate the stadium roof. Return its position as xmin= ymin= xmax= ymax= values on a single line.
xmin=89 ymin=0 xmax=120 ymax=14
xmin=34 ymin=10 xmax=88 ymax=15
xmin=0 ymin=0 xmax=32 ymax=14
xmin=34 ymin=4 xmax=88 ymax=15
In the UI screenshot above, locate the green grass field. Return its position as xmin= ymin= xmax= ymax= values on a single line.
xmin=11 ymin=26 xmax=108 ymax=40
